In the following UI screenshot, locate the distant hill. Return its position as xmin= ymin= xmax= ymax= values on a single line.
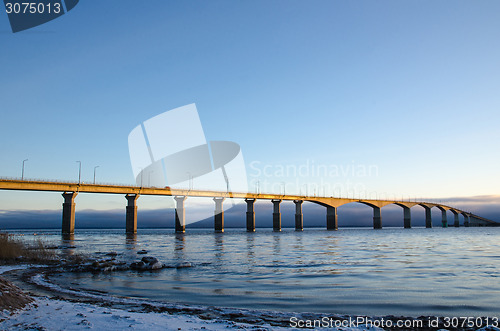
xmin=3 ymin=198 xmax=498 ymax=230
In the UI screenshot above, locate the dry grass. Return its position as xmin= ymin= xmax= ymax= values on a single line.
xmin=0 ymin=276 xmax=33 ymax=313
xmin=0 ymin=233 xmax=24 ymax=261
xmin=0 ymin=233 xmax=56 ymax=264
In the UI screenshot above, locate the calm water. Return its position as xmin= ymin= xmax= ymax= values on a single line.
xmin=13 ymin=226 xmax=500 ymax=317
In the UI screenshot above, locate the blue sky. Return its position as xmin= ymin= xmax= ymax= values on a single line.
xmin=1 ymin=1 xmax=500 ymax=214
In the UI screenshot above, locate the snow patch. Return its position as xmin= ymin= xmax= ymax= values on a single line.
xmin=0 ymin=297 xmax=291 ymax=330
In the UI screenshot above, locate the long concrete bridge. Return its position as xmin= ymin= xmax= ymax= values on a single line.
xmin=0 ymin=179 xmax=497 ymax=234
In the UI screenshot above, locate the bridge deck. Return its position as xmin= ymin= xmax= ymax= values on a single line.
xmin=0 ymin=179 xmax=496 ymax=225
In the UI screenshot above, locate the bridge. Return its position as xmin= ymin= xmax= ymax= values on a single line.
xmin=0 ymin=179 xmax=497 ymax=234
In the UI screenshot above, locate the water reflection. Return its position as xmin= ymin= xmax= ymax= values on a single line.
xmin=246 ymin=233 xmax=256 ymax=274
xmin=174 ymin=233 xmax=185 ymax=259
xmin=292 ymin=233 xmax=306 ymax=274
xmin=213 ymin=233 xmax=224 ymax=263
xmin=61 ymin=233 xmax=74 ymax=243
xmin=125 ymin=233 xmax=137 ymax=251
xmin=246 ymin=233 xmax=255 ymax=259
xmin=273 ymin=233 xmax=281 ymax=254
xmin=60 ymin=233 xmax=75 ymax=257
xmin=272 ymin=234 xmax=282 ymax=274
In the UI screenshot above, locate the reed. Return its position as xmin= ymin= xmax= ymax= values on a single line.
xmin=0 ymin=232 xmax=56 ymax=264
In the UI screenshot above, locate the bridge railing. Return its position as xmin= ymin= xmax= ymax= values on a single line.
xmin=0 ymin=177 xmax=485 ymax=219
xmin=0 ymin=176 xmax=140 ymax=188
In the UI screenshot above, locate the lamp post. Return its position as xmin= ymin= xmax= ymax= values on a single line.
xmin=76 ymin=161 xmax=82 ymax=184
xmin=93 ymin=166 xmax=100 ymax=184
xmin=21 ymin=159 xmax=28 ymax=180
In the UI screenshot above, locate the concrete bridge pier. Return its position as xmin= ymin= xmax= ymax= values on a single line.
xmin=403 ymin=206 xmax=411 ymax=229
xmin=214 ymin=197 xmax=225 ymax=233
xmin=464 ymin=214 xmax=470 ymax=227
xmin=294 ymin=200 xmax=303 ymax=231
xmin=272 ymin=199 xmax=282 ymax=231
xmin=125 ymin=194 xmax=139 ymax=234
xmin=373 ymin=207 xmax=382 ymax=229
xmin=326 ymin=206 xmax=338 ymax=230
xmin=174 ymin=196 xmax=187 ymax=233
xmin=452 ymin=210 xmax=459 ymax=227
xmin=245 ymin=198 xmax=256 ymax=232
xmin=423 ymin=206 xmax=432 ymax=228
xmin=441 ymin=209 xmax=448 ymax=228
xmin=62 ymin=192 xmax=78 ymax=235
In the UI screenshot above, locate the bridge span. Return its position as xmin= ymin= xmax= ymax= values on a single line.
xmin=0 ymin=179 xmax=497 ymax=234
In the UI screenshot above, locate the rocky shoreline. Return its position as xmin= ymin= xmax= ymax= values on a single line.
xmin=64 ymin=254 xmax=193 ymax=273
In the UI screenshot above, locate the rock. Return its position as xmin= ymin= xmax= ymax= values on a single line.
xmin=105 ymin=252 xmax=118 ymax=257
xmin=130 ymin=261 xmax=145 ymax=270
xmin=141 ymin=256 xmax=158 ymax=264
xmin=84 ymin=259 xmax=131 ymax=272
xmin=130 ymin=256 xmax=165 ymax=271
xmin=137 ymin=250 xmax=148 ymax=254
xmin=176 ymin=262 xmax=192 ymax=268
xmin=150 ymin=262 xmax=163 ymax=270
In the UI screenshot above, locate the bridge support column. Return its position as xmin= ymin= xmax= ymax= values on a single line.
xmin=403 ymin=206 xmax=411 ymax=229
xmin=441 ymin=210 xmax=448 ymax=228
xmin=423 ymin=206 xmax=432 ymax=228
xmin=327 ymin=206 xmax=338 ymax=230
xmin=125 ymin=194 xmax=139 ymax=234
xmin=294 ymin=200 xmax=303 ymax=231
xmin=214 ymin=197 xmax=225 ymax=233
xmin=62 ymin=192 xmax=78 ymax=235
xmin=454 ymin=213 xmax=460 ymax=227
xmin=464 ymin=214 xmax=470 ymax=227
xmin=245 ymin=199 xmax=256 ymax=232
xmin=373 ymin=207 xmax=382 ymax=229
xmin=272 ymin=199 xmax=282 ymax=232
xmin=174 ymin=196 xmax=187 ymax=233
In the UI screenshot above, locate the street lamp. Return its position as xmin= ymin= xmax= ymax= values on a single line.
xmin=93 ymin=166 xmax=100 ymax=184
xmin=76 ymin=161 xmax=82 ymax=184
xmin=21 ymin=159 xmax=28 ymax=180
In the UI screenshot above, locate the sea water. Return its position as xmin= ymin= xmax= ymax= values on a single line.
xmin=11 ymin=226 xmax=500 ymax=317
